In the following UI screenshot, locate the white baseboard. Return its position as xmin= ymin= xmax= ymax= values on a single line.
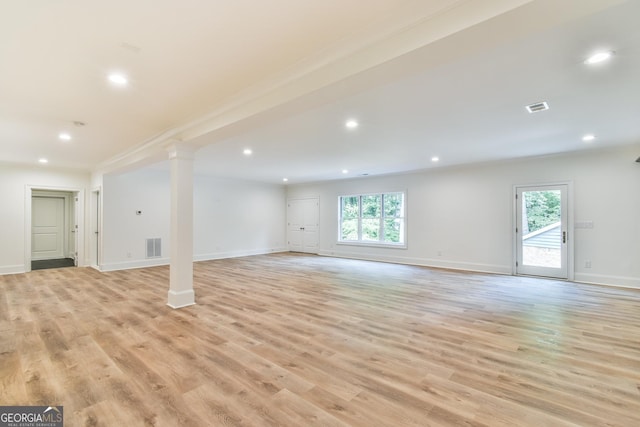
xmin=167 ymin=289 xmax=195 ymax=309
xmin=100 ymin=257 xmax=170 ymax=272
xmin=319 ymin=250 xmax=640 ymax=289
xmin=194 ymin=247 xmax=288 ymax=262
xmin=318 ymin=250 xmax=511 ymax=275
xmin=99 ymin=248 xmax=288 ymax=272
xmin=0 ymin=264 xmax=26 ymax=275
xmin=574 ymin=272 xmax=640 ymax=290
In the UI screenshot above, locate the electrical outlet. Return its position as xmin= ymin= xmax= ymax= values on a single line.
xmin=584 ymin=260 xmax=592 ymax=268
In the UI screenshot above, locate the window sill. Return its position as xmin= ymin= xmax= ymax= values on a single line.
xmin=337 ymin=241 xmax=407 ymax=250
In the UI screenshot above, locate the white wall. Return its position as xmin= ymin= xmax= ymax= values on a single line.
xmin=0 ymin=163 xmax=90 ymax=274
xmin=101 ymin=168 xmax=287 ymax=271
xmin=286 ymin=145 xmax=640 ymax=288
xmin=194 ymin=175 xmax=287 ymax=260
xmin=102 ymin=169 xmax=171 ymax=270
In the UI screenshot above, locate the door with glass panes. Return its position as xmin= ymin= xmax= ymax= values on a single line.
xmin=515 ymin=185 xmax=569 ymax=279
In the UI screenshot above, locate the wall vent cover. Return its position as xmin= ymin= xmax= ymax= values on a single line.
xmin=525 ymin=101 xmax=549 ymax=113
xmin=146 ymin=238 xmax=161 ymax=258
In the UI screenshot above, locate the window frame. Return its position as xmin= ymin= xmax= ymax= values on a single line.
xmin=337 ymin=191 xmax=407 ymax=248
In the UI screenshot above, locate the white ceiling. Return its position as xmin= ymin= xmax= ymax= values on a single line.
xmin=1 ymin=0 xmax=638 ymax=184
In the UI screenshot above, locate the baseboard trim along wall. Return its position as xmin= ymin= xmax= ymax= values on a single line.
xmin=574 ymin=272 xmax=640 ymax=290
xmin=100 ymin=247 xmax=288 ymax=272
xmin=194 ymin=247 xmax=289 ymax=262
xmin=100 ymin=257 xmax=171 ymax=272
xmin=4 ymin=250 xmax=637 ymax=290
xmin=318 ymin=250 xmax=512 ymax=276
xmin=0 ymin=264 xmax=26 ymax=275
xmin=319 ymin=250 xmax=640 ymax=290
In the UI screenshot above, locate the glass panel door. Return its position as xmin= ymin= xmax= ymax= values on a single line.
xmin=516 ymin=185 xmax=568 ymax=279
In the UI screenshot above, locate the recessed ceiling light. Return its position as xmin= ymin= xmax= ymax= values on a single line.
xmin=342 ymin=169 xmax=349 ymax=174
xmin=59 ymin=133 xmax=71 ymax=141
xmin=38 ymin=158 xmax=48 ymax=164
xmin=108 ymin=73 xmax=128 ymax=85
xmin=582 ymin=134 xmax=596 ymax=142
xmin=585 ymin=51 xmax=614 ymax=65
xmin=431 ymin=156 xmax=440 ymax=162
xmin=282 ymin=178 xmax=288 ymax=182
xmin=345 ymin=120 xmax=358 ymax=129
xmin=243 ymin=148 xmax=252 ymax=155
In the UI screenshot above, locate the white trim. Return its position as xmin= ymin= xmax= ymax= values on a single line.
xmin=100 ymin=247 xmax=288 ymax=272
xmin=167 ymin=289 xmax=195 ymax=309
xmin=0 ymin=265 xmax=25 ymax=275
xmin=89 ymin=187 xmax=102 ymax=269
xmin=318 ymin=250 xmax=511 ymax=275
xmin=100 ymin=257 xmax=170 ymax=272
xmin=336 ymin=241 xmax=407 ymax=249
xmin=574 ymin=273 xmax=640 ymax=290
xmin=194 ymin=247 xmax=288 ymax=262
xmin=320 ymin=249 xmax=638 ymax=289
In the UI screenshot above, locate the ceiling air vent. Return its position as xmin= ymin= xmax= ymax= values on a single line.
xmin=525 ymin=101 xmax=549 ymax=113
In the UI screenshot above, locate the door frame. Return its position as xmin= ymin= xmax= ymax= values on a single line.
xmin=512 ymin=181 xmax=574 ymax=280
xmin=90 ymin=187 xmax=102 ymax=270
xmin=24 ymin=185 xmax=85 ymax=272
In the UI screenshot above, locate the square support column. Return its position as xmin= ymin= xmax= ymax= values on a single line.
xmin=167 ymin=143 xmax=196 ymax=308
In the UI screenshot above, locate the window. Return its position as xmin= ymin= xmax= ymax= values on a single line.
xmin=339 ymin=192 xmax=406 ymax=246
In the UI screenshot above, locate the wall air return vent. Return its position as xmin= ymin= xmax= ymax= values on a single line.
xmin=146 ymin=238 xmax=161 ymax=258
xmin=525 ymin=101 xmax=549 ymax=113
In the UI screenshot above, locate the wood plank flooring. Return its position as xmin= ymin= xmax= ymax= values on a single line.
xmin=1 ymin=252 xmax=639 ymax=426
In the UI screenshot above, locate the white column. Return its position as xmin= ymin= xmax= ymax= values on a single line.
xmin=167 ymin=143 xmax=196 ymax=308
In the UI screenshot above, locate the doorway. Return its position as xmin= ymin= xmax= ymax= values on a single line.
xmin=287 ymin=198 xmax=319 ymax=253
xmin=30 ymin=190 xmax=77 ymax=270
xmin=25 ymin=186 xmax=84 ymax=273
xmin=515 ymin=184 xmax=570 ymax=279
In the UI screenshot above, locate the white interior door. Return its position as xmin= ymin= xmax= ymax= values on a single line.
xmin=287 ymin=198 xmax=319 ymax=253
xmin=515 ymin=185 xmax=569 ymax=279
xmin=32 ymin=196 xmax=65 ymax=260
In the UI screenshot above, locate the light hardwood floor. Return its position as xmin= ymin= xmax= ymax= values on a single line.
xmin=1 ymin=253 xmax=639 ymax=426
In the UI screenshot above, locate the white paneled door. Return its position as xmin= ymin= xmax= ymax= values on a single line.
xmin=287 ymin=198 xmax=319 ymax=253
xmin=32 ymin=196 xmax=65 ymax=260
